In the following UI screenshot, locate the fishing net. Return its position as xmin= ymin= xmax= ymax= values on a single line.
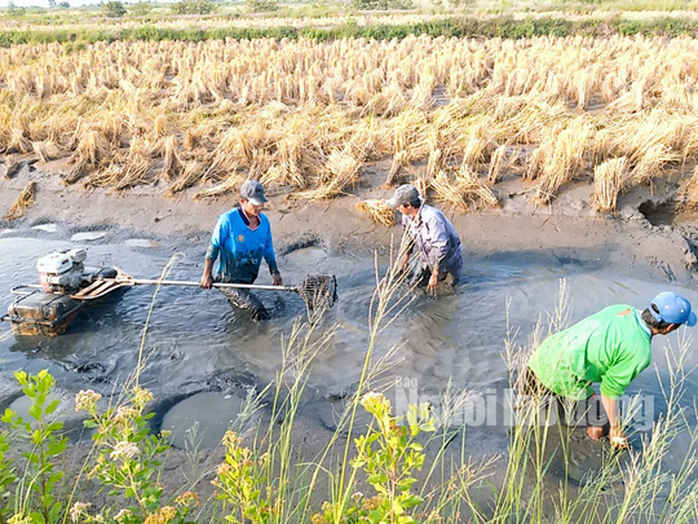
xmin=297 ymin=274 xmax=338 ymax=310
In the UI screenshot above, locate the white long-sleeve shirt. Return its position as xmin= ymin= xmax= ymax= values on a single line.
xmin=401 ymin=204 xmax=463 ymax=274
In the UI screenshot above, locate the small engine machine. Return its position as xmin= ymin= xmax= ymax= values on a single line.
xmin=2 ymin=249 xmax=119 ymax=337
xmin=37 ymin=248 xmax=89 ymax=294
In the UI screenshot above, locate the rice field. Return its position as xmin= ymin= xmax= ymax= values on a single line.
xmin=2 ymin=32 xmax=698 ymax=214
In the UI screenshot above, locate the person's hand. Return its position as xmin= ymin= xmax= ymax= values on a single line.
xmin=609 ymin=426 xmax=629 ymax=450
xmin=397 ymin=255 xmax=410 ymax=277
xmin=427 ymin=272 xmax=439 ymax=295
xmin=273 ymin=273 xmax=283 ymax=286
xmin=200 ymin=274 xmax=213 ymax=289
xmin=398 ymin=260 xmax=409 ymax=275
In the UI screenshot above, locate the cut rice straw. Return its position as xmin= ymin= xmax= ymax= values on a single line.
xmin=593 ymin=157 xmax=628 ymax=213
xmin=355 ymin=199 xmax=396 ymax=227
xmin=4 ymin=181 xmax=36 ymax=221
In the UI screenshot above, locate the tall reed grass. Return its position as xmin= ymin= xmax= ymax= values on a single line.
xmin=1 ymin=257 xmax=697 ymax=522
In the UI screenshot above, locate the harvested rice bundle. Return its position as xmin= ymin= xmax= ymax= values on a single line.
xmin=4 ymin=181 xmax=36 ymax=221
xmin=65 ymin=130 xmax=111 ymax=185
xmin=455 ymin=165 xmax=499 ymax=209
xmin=355 ymin=199 xmax=396 ymax=227
xmin=160 ymin=136 xmax=185 ymax=181
xmin=82 ymin=161 xmax=124 ymax=189
xmin=426 ymin=148 xmax=444 ymax=180
xmin=32 ymin=140 xmax=61 ymax=163
xmin=262 ymin=132 xmax=307 ymax=189
xmin=115 ymin=154 xmax=153 ymax=190
xmin=431 ymin=171 xmax=468 ymax=212
xmin=201 ymin=130 xmax=244 ymax=184
xmin=300 ymin=147 xmax=364 ymax=201
xmin=487 ymin=145 xmax=508 ymax=185
xmin=2 ymin=156 xmax=21 ymax=180
xmin=593 ymin=157 xmax=628 ymax=214
xmin=628 ymin=144 xmax=678 ymax=186
xmin=166 ymin=159 xmax=207 ymax=196
xmin=386 ymin=150 xmax=409 ymax=187
xmin=8 ymin=128 xmax=32 ymax=155
xmin=195 ymin=172 xmax=243 ymax=199
xmin=535 ymin=119 xmax=593 ymax=203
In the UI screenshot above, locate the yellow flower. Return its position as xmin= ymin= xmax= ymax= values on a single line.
xmin=70 ymin=502 xmax=91 ymax=522
xmin=110 ymin=441 xmax=140 ymax=462
xmin=222 ymin=430 xmax=240 ymax=448
xmin=175 ymin=491 xmax=201 ymax=507
xmin=360 ymin=391 xmax=392 ymax=416
xmin=114 ymin=509 xmax=132 ymax=523
xmin=112 ymin=406 xmax=138 ymax=423
xmin=132 ymin=386 xmax=154 ymax=409
xmin=143 ymin=506 xmax=178 ymax=524
xmin=75 ymin=389 xmax=101 ymax=412
xmin=8 ymin=514 xmax=32 ymax=524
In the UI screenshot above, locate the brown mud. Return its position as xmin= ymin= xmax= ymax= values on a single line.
xmin=2 ymin=158 xmax=698 ymax=513
xmin=2 ymin=158 xmax=698 ymax=284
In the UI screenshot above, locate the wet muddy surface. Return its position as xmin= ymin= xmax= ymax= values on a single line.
xmin=1 ymin=224 xmax=697 ymax=508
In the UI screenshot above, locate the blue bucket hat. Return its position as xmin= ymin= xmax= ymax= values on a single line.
xmin=650 ymin=291 xmax=697 ymax=326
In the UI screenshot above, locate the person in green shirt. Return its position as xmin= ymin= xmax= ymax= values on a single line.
xmin=526 ymin=291 xmax=696 ymax=448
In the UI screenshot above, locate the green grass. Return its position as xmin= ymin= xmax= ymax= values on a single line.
xmin=3 ymin=14 xmax=698 ymax=47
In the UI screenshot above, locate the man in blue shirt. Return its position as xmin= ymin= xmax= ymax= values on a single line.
xmin=200 ymin=180 xmax=282 ymax=320
xmin=386 ymin=184 xmax=463 ymax=294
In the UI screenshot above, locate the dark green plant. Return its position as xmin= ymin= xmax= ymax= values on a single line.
xmin=102 ymin=0 xmax=126 ymax=18
xmin=245 ymin=0 xmax=279 ymax=13
xmin=351 ymin=0 xmax=413 ymax=10
xmin=1 ymin=370 xmax=68 ymax=523
xmin=170 ymin=0 xmax=216 ymax=15
xmin=130 ymin=1 xmax=153 ymax=16
xmin=7 ymin=0 xmax=27 ymax=17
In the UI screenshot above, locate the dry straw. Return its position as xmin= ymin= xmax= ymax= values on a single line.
xmin=167 ymin=159 xmax=207 ymax=196
xmin=4 ymin=181 xmax=36 ymax=221
xmin=2 ymin=35 xmax=698 ymax=209
xmin=593 ymin=157 xmax=628 ymax=213
xmin=355 ymin=199 xmax=396 ymax=227
xmin=32 ymin=140 xmax=61 ymax=163
xmin=2 ymin=156 xmax=20 ymax=180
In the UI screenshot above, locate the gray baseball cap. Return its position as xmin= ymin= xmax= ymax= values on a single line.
xmin=385 ymin=184 xmax=421 ymax=209
xmin=240 ymin=180 xmax=268 ymax=206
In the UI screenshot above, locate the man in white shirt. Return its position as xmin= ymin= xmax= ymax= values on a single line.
xmin=386 ymin=184 xmax=463 ymax=294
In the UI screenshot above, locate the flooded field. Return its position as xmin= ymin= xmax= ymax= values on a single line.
xmin=0 ymin=224 xmax=697 ymax=500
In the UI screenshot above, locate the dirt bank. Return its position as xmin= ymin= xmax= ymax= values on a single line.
xmin=2 ymin=159 xmax=697 ymax=285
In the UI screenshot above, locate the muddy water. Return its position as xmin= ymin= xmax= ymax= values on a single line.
xmin=1 ymin=226 xmax=697 ymax=496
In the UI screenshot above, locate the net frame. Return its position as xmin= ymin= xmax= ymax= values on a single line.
xmin=297 ymin=274 xmax=338 ymax=310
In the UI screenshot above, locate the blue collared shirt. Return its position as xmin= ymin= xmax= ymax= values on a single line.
xmin=205 ymin=207 xmax=279 ymax=284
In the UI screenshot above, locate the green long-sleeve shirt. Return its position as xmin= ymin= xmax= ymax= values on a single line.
xmin=527 ymin=304 xmax=652 ymax=400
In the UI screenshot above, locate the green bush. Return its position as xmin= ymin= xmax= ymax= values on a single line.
xmin=246 ymin=0 xmax=280 ymax=12
xmin=102 ymin=0 xmax=127 ymax=18
xmin=170 ymin=0 xmax=216 ymax=15
xmin=351 ymin=0 xmax=413 ymax=10
xmin=130 ymin=1 xmax=154 ymax=16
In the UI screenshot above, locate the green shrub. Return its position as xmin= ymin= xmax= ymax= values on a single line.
xmin=170 ymin=0 xmax=216 ymax=15
xmin=102 ymin=0 xmax=127 ymax=18
xmin=246 ymin=0 xmax=280 ymax=12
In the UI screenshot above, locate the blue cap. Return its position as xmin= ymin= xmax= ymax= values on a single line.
xmin=650 ymin=292 xmax=697 ymax=327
